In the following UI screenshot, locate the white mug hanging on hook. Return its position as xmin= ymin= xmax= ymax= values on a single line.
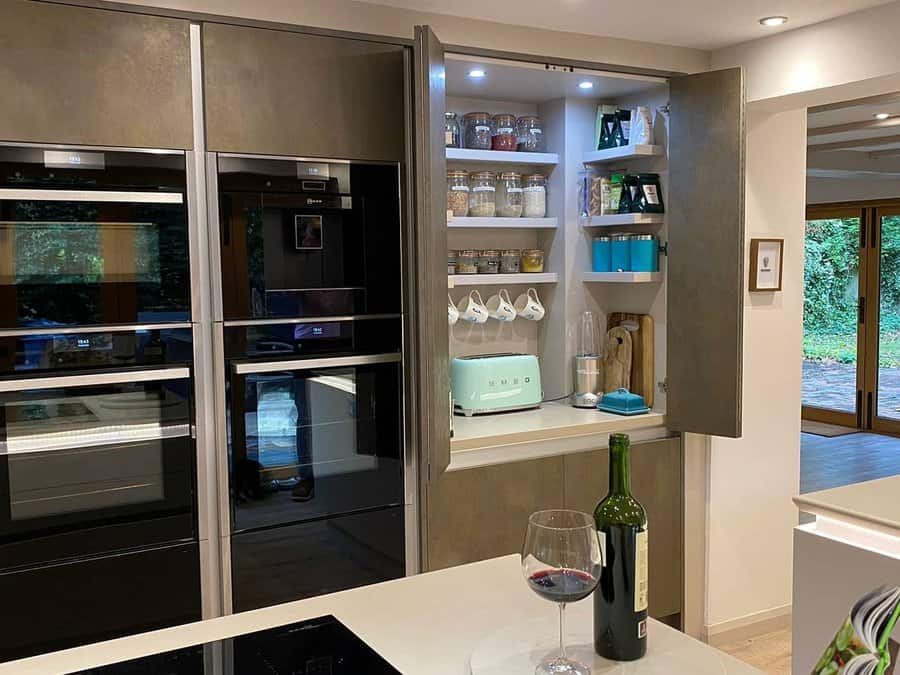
xmin=457 ymin=290 xmax=489 ymax=324
xmin=448 ymin=294 xmax=460 ymax=325
xmin=486 ymin=289 xmax=517 ymax=322
xmin=514 ymin=288 xmax=545 ymax=321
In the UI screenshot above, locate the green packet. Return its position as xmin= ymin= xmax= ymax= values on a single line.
xmin=813 ymin=587 xmax=900 ymax=675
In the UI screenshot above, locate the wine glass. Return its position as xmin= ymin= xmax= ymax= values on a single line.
xmin=523 ymin=510 xmax=602 ymax=675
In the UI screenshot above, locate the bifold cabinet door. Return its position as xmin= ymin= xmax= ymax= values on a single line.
xmin=203 ymin=23 xmax=406 ymax=161
xmin=412 ymin=26 xmax=451 ymax=478
xmin=667 ymin=68 xmax=746 ymax=438
xmin=0 ymin=0 xmax=192 ymax=149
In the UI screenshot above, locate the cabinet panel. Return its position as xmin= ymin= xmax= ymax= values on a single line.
xmin=426 ymin=456 xmax=564 ymax=571
xmin=0 ymin=1 xmax=192 ymax=149
xmin=563 ymin=437 xmax=683 ymax=619
xmin=667 ymin=67 xmax=745 ymax=438
xmin=204 ymin=23 xmax=405 ymax=161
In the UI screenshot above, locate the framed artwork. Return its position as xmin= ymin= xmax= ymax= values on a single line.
xmin=749 ymin=238 xmax=784 ymax=292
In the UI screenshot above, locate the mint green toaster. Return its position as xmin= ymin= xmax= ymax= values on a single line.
xmin=451 ymin=353 xmax=542 ymax=416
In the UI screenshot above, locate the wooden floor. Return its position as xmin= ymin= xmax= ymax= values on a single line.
xmin=719 ymin=629 xmax=792 ymax=675
xmin=801 ymin=431 xmax=900 ymax=493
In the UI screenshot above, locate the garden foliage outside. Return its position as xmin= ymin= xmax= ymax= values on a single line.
xmin=804 ymin=216 xmax=900 ymax=368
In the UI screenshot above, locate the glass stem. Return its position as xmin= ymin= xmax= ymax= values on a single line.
xmin=559 ymin=602 xmax=567 ymax=660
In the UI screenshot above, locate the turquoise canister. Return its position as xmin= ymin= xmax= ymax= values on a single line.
xmin=610 ymin=234 xmax=631 ymax=272
xmin=592 ymin=236 xmax=612 ymax=272
xmin=630 ymin=234 xmax=659 ymax=272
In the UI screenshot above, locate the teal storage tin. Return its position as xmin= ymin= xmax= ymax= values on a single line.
xmin=592 ymin=236 xmax=612 ymax=273
xmin=610 ymin=234 xmax=631 ymax=272
xmin=630 ymin=234 xmax=658 ymax=272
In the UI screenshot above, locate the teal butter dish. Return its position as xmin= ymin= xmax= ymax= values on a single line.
xmin=597 ymin=388 xmax=650 ymax=416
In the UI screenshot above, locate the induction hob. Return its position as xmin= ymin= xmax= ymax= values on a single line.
xmin=74 ymin=615 xmax=401 ymax=674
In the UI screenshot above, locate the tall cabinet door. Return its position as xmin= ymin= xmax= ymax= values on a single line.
xmin=0 ymin=0 xmax=192 ymax=149
xmin=667 ymin=68 xmax=746 ymax=438
xmin=412 ymin=26 xmax=451 ymax=480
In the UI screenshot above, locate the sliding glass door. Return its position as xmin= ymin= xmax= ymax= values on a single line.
xmin=805 ymin=201 xmax=900 ymax=434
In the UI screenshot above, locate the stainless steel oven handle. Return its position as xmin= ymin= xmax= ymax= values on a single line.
xmin=0 ymin=188 xmax=183 ymax=204
xmin=0 ymin=367 xmax=191 ymax=393
xmin=233 ymin=352 xmax=401 ymax=375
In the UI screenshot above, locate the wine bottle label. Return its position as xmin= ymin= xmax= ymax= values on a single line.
xmin=635 ymin=528 xmax=649 ymax=612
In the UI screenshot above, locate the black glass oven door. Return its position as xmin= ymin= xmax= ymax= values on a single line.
xmin=0 ymin=367 xmax=195 ymax=568
xmin=227 ymin=353 xmax=404 ymax=533
xmin=0 ymin=188 xmax=190 ymax=328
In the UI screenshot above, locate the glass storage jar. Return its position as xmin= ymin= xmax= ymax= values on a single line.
xmin=491 ymin=113 xmax=518 ymax=151
xmin=522 ymin=174 xmax=547 ymax=218
xmin=447 ymin=170 xmax=469 ymax=217
xmin=468 ymin=171 xmax=496 ymax=217
xmin=444 ymin=112 xmax=461 ymax=148
xmin=496 ymin=172 xmax=523 ymax=217
xmin=500 ymin=249 xmax=521 ymax=274
xmin=448 ymin=250 xmax=458 ymax=275
xmin=457 ymin=250 xmax=479 ymax=274
xmin=477 ymin=249 xmax=501 ymax=274
xmin=521 ymin=249 xmax=545 ymax=273
xmin=516 ymin=116 xmax=545 ymax=152
xmin=464 ymin=112 xmax=493 ymax=150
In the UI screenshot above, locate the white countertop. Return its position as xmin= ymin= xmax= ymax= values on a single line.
xmin=0 ymin=555 xmax=760 ymax=675
xmin=794 ymin=474 xmax=900 ymax=537
xmin=450 ymin=402 xmax=669 ymax=470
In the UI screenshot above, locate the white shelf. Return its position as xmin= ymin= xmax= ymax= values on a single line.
xmin=448 ymin=216 xmax=558 ymax=229
xmin=450 ymin=273 xmax=558 ymax=286
xmin=446 ymin=148 xmax=559 ymax=165
xmin=582 ymin=271 xmax=662 ymax=283
xmin=584 ymin=213 xmax=664 ymax=227
xmin=582 ymin=145 xmax=664 ymax=164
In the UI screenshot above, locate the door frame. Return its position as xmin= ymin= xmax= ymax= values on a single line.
xmin=805 ymin=198 xmax=900 ymax=435
xmin=803 ymin=204 xmax=868 ymax=428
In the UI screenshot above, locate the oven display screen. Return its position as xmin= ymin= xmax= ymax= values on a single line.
xmin=294 ymin=323 xmax=340 ymax=341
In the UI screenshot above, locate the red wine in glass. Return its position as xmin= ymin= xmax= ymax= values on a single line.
xmin=528 ymin=569 xmax=599 ymax=604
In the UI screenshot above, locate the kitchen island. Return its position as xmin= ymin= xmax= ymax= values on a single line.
xmin=0 ymin=555 xmax=759 ymax=674
xmin=792 ymin=476 xmax=900 ymax=673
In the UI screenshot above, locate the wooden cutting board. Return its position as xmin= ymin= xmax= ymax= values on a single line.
xmin=607 ymin=313 xmax=654 ymax=408
xmin=603 ymin=326 xmax=632 ymax=393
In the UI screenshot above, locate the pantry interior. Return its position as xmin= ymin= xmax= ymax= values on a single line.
xmin=442 ymin=51 xmax=673 ymax=444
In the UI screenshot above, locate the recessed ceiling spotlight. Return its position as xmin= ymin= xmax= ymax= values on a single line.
xmin=578 ymin=81 xmax=594 ymax=90
xmin=467 ymin=69 xmax=486 ymax=79
xmin=759 ymin=16 xmax=788 ymax=26
xmin=874 ymin=112 xmax=891 ymax=120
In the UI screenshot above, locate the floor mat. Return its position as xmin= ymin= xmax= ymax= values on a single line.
xmin=801 ymin=420 xmax=859 ymax=437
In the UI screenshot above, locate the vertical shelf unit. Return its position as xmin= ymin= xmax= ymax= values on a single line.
xmin=443 ymin=52 xmax=670 ymax=405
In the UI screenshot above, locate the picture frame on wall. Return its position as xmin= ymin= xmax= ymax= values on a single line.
xmin=749 ymin=238 xmax=784 ymax=292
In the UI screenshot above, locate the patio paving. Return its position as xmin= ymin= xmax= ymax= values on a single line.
xmin=802 ymin=360 xmax=900 ymax=419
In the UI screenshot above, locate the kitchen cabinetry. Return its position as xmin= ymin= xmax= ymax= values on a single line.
xmin=0 ymin=0 xmax=193 ymax=149
xmin=425 ymin=437 xmax=682 ymax=620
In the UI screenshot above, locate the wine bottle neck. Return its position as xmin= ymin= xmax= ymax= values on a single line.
xmin=609 ymin=444 xmax=631 ymax=495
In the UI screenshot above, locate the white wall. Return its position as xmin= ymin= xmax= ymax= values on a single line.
xmin=114 ymin=0 xmax=709 ymax=74
xmin=712 ymin=0 xmax=900 ymax=104
xmin=807 ymin=176 xmax=900 ymax=204
xmin=705 ymin=106 xmax=806 ymax=638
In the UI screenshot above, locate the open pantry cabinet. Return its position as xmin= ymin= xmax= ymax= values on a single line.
xmin=413 ymin=26 xmax=745 ymax=579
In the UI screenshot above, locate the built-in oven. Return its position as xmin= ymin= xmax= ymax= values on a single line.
xmin=0 ymin=325 xmax=201 ymax=662
xmin=213 ymin=156 xmax=401 ymax=321
xmin=219 ymin=317 xmax=406 ymax=612
xmin=0 ymin=144 xmax=191 ymax=329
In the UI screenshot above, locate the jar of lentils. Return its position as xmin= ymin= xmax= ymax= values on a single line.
xmin=468 ymin=171 xmax=496 ymax=217
xmin=463 ymin=112 xmax=493 ymax=150
xmin=496 ymin=172 xmax=523 ymax=218
xmin=522 ymin=174 xmax=547 ymax=218
xmin=477 ymin=249 xmax=501 ymax=274
xmin=516 ymin=116 xmax=545 ymax=152
xmin=491 ymin=113 xmax=518 ymax=151
xmin=447 ymin=170 xmax=469 ymax=217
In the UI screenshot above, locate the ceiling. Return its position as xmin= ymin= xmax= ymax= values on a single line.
xmin=808 ymin=93 xmax=900 ymax=180
xmin=355 ymin=0 xmax=894 ymax=50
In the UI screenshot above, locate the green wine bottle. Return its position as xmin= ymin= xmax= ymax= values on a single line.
xmin=593 ymin=432 xmax=648 ymax=661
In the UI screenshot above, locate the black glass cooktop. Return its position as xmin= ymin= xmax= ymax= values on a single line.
xmin=74 ymin=615 xmax=401 ymax=674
